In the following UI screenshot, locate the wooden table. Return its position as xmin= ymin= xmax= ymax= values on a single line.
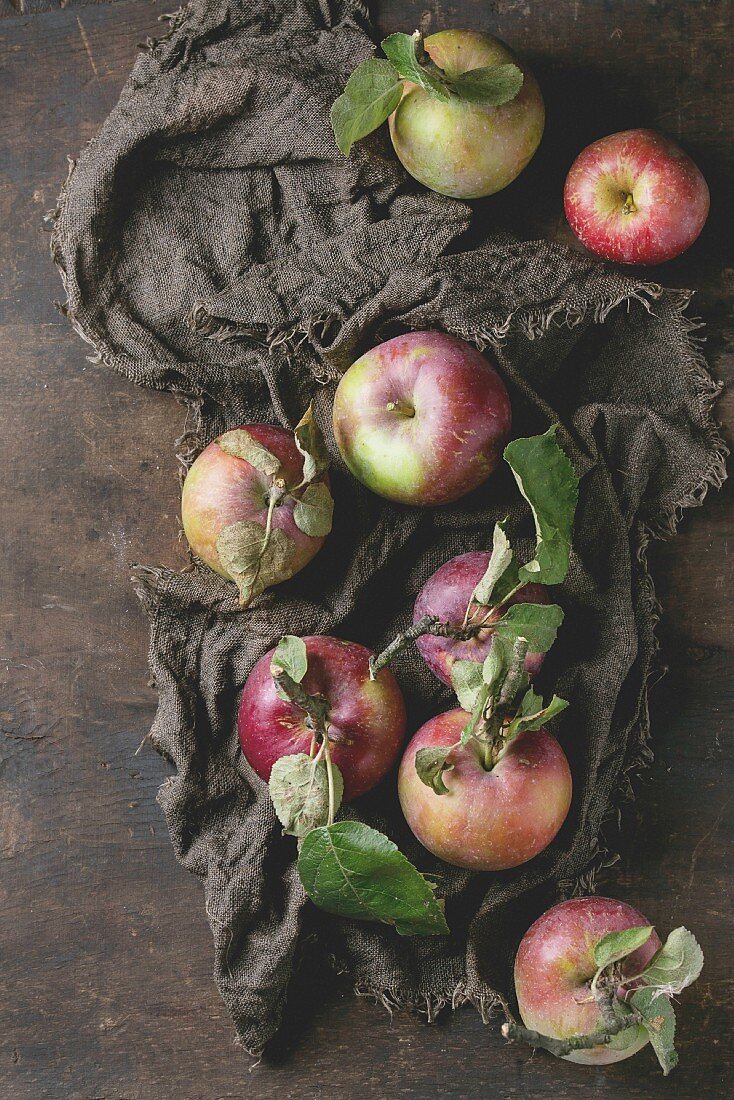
xmin=1 ymin=2 xmax=731 ymax=1096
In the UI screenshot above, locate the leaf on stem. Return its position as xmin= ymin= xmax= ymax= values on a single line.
xmin=298 ymin=820 xmax=450 ymax=935
xmin=381 ymin=32 xmax=450 ymax=100
xmin=293 ymin=481 xmax=334 ymax=537
xmin=218 ymin=428 xmax=281 ymax=476
xmin=459 ymin=683 xmax=491 ymax=745
xmin=330 ymin=58 xmax=403 ymax=155
xmin=629 ymin=987 xmax=678 ymax=1075
xmin=506 ymin=690 xmax=568 ymax=737
xmin=504 ymin=425 xmax=579 ymax=585
xmin=593 ymin=926 xmax=655 ymax=971
xmin=415 ymin=745 xmax=454 ymax=795
xmin=641 ymin=928 xmax=704 ymax=996
xmin=493 ymin=602 xmax=564 ymax=653
xmin=448 ymin=63 xmax=524 ymax=105
xmin=216 ymin=520 xmax=295 ymax=607
xmin=472 ymin=520 xmax=513 ymax=606
xmin=294 ymin=404 xmax=331 ymax=485
xmin=451 ymin=659 xmax=485 ymax=712
xmin=269 ymin=752 xmax=344 ymax=837
xmin=270 ymin=635 xmax=308 ymax=683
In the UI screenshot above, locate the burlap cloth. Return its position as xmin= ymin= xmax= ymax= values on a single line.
xmin=49 ymin=0 xmax=726 ymax=1057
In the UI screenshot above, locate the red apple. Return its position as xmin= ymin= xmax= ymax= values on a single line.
xmin=389 ymin=30 xmax=545 ymax=199
xmin=564 ymin=128 xmax=709 ymax=264
xmin=332 ymin=331 xmax=511 ymax=506
xmin=181 ymin=424 xmax=327 ymax=597
xmin=397 ymin=708 xmax=571 ymax=870
xmin=238 ymin=636 xmax=407 ymax=801
xmin=514 ymin=896 xmax=662 ymax=1065
xmin=414 ymin=550 xmax=550 ymax=685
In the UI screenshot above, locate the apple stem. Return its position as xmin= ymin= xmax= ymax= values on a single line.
xmin=498 ymin=637 xmax=529 ymax=707
xmin=369 ymin=615 xmax=481 ymax=679
xmin=237 ymin=479 xmax=287 ymax=607
xmin=322 ymin=735 xmax=337 ymax=826
xmin=385 ymin=399 xmax=415 ymax=418
xmin=272 ymin=668 xmax=330 ymax=741
xmin=622 ymin=191 xmax=637 ymax=214
xmin=501 ymin=1008 xmax=644 ymax=1058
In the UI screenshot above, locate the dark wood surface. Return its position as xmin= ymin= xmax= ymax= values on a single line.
xmin=1 ymin=1 xmax=732 ymax=1097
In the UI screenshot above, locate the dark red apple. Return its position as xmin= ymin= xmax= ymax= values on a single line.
xmin=238 ymin=635 xmax=407 ymax=801
xmin=564 ymin=128 xmax=709 ymax=264
xmin=398 ymin=707 xmax=572 ymax=870
xmin=181 ymin=424 xmax=327 ymax=600
xmin=332 ymin=331 xmax=511 ymax=506
xmin=514 ymin=896 xmax=662 ymax=1064
xmin=414 ymin=550 xmax=549 ymax=685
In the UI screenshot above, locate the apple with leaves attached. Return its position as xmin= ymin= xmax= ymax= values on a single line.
xmin=181 ymin=408 xmax=333 ymax=606
xmin=398 ymin=685 xmax=572 ymax=871
xmin=504 ymin=896 xmax=704 ymax=1075
xmin=239 ymin=634 xmax=407 ymax=804
xmin=564 ymin=129 xmax=709 ymax=265
xmin=242 ymin=635 xmax=449 ymax=939
xmin=332 ymin=330 xmax=511 ymax=506
xmin=413 ymin=550 xmax=550 ymax=686
xmin=368 ymin=426 xmax=576 ymax=685
xmin=331 ymin=30 xmax=544 ymax=199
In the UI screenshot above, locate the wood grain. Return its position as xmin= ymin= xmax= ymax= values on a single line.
xmin=1 ymin=2 xmax=732 ymax=1097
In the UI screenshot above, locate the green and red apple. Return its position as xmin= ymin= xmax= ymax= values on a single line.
xmin=332 ymin=330 xmax=511 ymax=506
xmin=513 ymin=897 xmax=661 ymax=1064
xmin=390 ymin=31 xmax=545 ymax=199
xmin=398 ymin=707 xmax=572 ymax=871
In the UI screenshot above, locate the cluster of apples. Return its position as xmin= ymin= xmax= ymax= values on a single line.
xmin=181 ymin=331 xmax=702 ymax=1073
xmin=182 ymin=329 xmax=574 ymax=869
xmin=177 ymin=26 xmax=709 ymax=1072
xmin=332 ymin=29 xmax=710 ymax=265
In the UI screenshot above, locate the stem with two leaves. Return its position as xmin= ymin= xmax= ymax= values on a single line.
xmin=272 ymin=667 xmax=338 ymax=826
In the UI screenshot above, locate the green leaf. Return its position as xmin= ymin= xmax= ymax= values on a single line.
xmin=270 ymin=635 xmax=308 ymax=683
xmin=381 ymin=32 xmax=450 ymax=101
xmin=507 ymin=692 xmax=569 ymax=737
xmin=504 ymin=425 xmax=579 ymax=585
xmin=298 ymin=821 xmax=450 ymax=936
xmin=218 ymin=428 xmax=280 ymax=476
xmin=293 ymin=481 xmax=334 ymax=538
xmin=451 ymin=659 xmax=485 ymax=712
xmin=294 ymin=404 xmax=331 ymax=485
xmin=449 ymin=63 xmax=523 ymax=106
xmin=269 ymin=752 xmax=343 ymax=837
xmin=593 ymin=926 xmax=655 ymax=971
xmin=482 ymin=634 xmax=514 ymax=692
xmin=493 ymin=602 xmax=564 ymax=653
xmin=330 ymin=57 xmax=403 ymax=156
xmin=459 ymin=683 xmax=491 ymax=745
xmin=630 ymin=987 xmax=678 ymax=1075
xmin=415 ymin=746 xmax=453 ymax=795
xmin=216 ymin=520 xmax=295 ymax=607
xmin=472 ymin=521 xmax=513 ymax=606
xmin=641 ymin=928 xmax=704 ymax=996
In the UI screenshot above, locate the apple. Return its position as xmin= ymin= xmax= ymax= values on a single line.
xmin=389 ymin=30 xmax=545 ymax=199
xmin=397 ymin=707 xmax=571 ymax=870
xmin=332 ymin=331 xmax=511 ymax=506
xmin=564 ymin=128 xmax=709 ymax=265
xmin=513 ymin=896 xmax=662 ymax=1065
xmin=238 ymin=635 xmax=407 ymax=801
xmin=414 ymin=550 xmax=550 ymax=685
xmin=181 ymin=424 xmax=327 ymax=599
